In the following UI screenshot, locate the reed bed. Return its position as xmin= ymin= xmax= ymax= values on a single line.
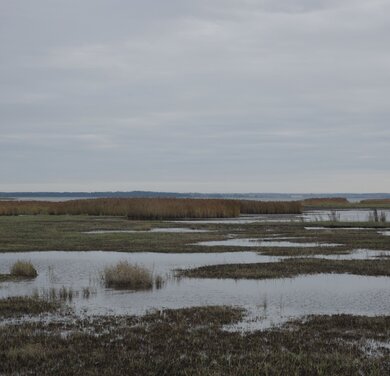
xmin=0 ymin=198 xmax=240 ymax=219
xmin=0 ymin=198 xmax=302 ymax=218
xmin=10 ymin=261 xmax=38 ymax=278
xmin=238 ymin=200 xmax=302 ymax=214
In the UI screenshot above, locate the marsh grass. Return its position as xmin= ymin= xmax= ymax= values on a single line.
xmin=0 ymin=198 xmax=302 ymax=218
xmin=303 ymin=197 xmax=349 ymax=206
xmin=10 ymin=261 xmax=38 ymax=278
xmin=103 ymin=261 xmax=159 ymax=290
xmin=238 ymin=200 xmax=302 ymax=214
xmin=305 ymin=197 xmax=390 ymax=209
xmin=0 ymin=307 xmax=388 ymax=375
xmin=0 ymin=198 xmax=241 ymax=219
xmin=180 ymin=258 xmax=390 ymax=279
xmin=0 ymin=296 xmax=58 ymax=317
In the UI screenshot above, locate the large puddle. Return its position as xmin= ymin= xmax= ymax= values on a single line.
xmin=84 ymin=228 xmax=209 ymax=234
xmin=305 ymin=227 xmax=380 ymax=231
xmin=1 ymin=251 xmax=389 ymax=329
xmin=303 ymin=209 xmax=390 ymax=222
xmin=195 ymin=238 xmax=341 ymax=248
xmin=172 ymin=209 xmax=390 ymax=224
xmin=307 ymin=249 xmax=390 ymax=260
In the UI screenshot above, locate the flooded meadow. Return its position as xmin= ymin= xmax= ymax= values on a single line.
xmin=0 ymin=207 xmax=389 ymax=374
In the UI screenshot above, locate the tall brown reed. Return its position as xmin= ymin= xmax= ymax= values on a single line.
xmin=0 ymin=198 xmax=239 ymax=219
xmin=238 ymin=200 xmax=302 ymax=214
xmin=0 ymin=198 xmax=302 ymax=218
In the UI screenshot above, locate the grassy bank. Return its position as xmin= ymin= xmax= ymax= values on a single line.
xmin=0 ymin=306 xmax=388 ymax=375
xmin=180 ymin=258 xmax=390 ymax=279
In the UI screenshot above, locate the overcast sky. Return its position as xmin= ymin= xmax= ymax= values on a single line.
xmin=1 ymin=0 xmax=389 ymax=193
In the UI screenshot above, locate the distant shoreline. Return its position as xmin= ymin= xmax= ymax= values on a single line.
xmin=0 ymin=191 xmax=390 ymax=202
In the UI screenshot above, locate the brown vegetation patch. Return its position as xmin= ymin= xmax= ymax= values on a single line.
xmin=0 ymin=198 xmax=303 ymax=219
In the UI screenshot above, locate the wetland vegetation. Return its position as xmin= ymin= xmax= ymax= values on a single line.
xmin=0 ymin=199 xmax=389 ymax=374
xmin=180 ymin=258 xmax=390 ymax=279
xmin=0 ymin=260 xmax=38 ymax=282
xmin=0 ymin=296 xmax=59 ymax=318
xmin=103 ymin=261 xmax=158 ymax=290
xmin=0 ymin=198 xmax=302 ymax=218
xmin=0 ymin=305 xmax=388 ymax=375
xmin=10 ymin=260 xmax=38 ymax=278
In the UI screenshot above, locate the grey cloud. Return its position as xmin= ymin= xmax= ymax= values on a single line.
xmin=1 ymin=0 xmax=389 ymax=192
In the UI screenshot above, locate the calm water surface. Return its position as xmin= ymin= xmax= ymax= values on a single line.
xmin=173 ymin=209 xmax=390 ymax=224
xmin=195 ymin=238 xmax=341 ymax=248
xmin=84 ymin=228 xmax=209 ymax=234
xmin=1 ymin=251 xmax=389 ymax=329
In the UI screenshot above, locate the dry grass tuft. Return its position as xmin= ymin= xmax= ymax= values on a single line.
xmin=104 ymin=261 xmax=155 ymax=290
xmin=10 ymin=261 xmax=38 ymax=278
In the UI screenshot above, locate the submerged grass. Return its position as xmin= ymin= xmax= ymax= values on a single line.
xmin=180 ymin=258 xmax=390 ymax=279
xmin=0 ymin=306 xmax=388 ymax=375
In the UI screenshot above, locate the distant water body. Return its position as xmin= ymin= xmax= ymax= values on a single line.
xmin=1 ymin=193 xmax=390 ymax=202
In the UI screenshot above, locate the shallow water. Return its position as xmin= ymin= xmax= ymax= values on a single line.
xmin=195 ymin=238 xmax=341 ymax=248
xmin=305 ymin=227 xmax=379 ymax=231
xmin=84 ymin=228 xmax=209 ymax=234
xmin=172 ymin=209 xmax=390 ymax=224
xmin=303 ymin=209 xmax=390 ymax=222
xmin=308 ymin=249 xmax=390 ymax=260
xmin=1 ymin=251 xmax=389 ymax=329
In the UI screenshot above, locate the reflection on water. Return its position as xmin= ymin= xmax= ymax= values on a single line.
xmin=379 ymin=231 xmax=390 ymax=236
xmin=1 ymin=251 xmax=389 ymax=329
xmin=195 ymin=238 xmax=341 ymax=248
xmin=303 ymin=210 xmax=390 ymax=222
